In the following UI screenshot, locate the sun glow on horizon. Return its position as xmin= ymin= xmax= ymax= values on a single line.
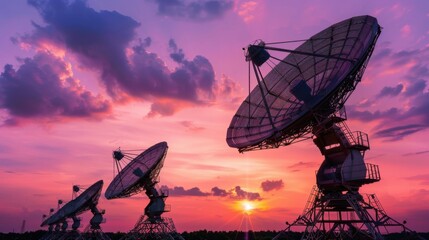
xmin=238 ymin=200 xmax=256 ymax=214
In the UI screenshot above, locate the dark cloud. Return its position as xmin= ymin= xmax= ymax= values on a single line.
xmin=371 ymin=47 xmax=392 ymax=62
xmin=211 ymin=186 xmax=228 ymax=197
xmin=169 ymin=39 xmax=185 ymax=63
xmin=160 ymin=185 xmax=210 ymax=197
xmin=261 ymin=179 xmax=284 ymax=192
xmin=377 ymin=84 xmax=403 ymax=98
xmin=402 ymin=150 xmax=429 ymax=157
xmin=349 ymin=45 xmax=429 ymax=140
xmin=9 ymin=0 xmax=225 ymax=120
xmin=163 ymin=185 xmax=262 ymax=201
xmin=26 ymin=0 xmax=140 ymax=100
xmin=232 ymin=186 xmax=262 ymax=201
xmin=403 ymin=79 xmax=426 ymax=96
xmin=0 ymin=52 xmax=111 ymax=124
xmin=348 ymin=107 xmax=400 ymax=122
xmin=151 ymin=0 xmax=233 ymax=21
xmin=374 ymin=124 xmax=425 ymax=139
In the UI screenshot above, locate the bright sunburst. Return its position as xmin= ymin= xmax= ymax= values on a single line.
xmin=241 ymin=200 xmax=255 ymax=214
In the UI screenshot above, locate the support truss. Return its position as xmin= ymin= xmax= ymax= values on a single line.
xmin=121 ymin=216 xmax=184 ymax=240
xmin=273 ymin=187 xmax=426 ymax=240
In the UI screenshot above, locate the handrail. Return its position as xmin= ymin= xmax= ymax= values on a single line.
xmin=341 ymin=163 xmax=380 ymax=182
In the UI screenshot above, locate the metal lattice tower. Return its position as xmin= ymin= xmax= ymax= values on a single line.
xmin=123 ymin=216 xmax=184 ymax=240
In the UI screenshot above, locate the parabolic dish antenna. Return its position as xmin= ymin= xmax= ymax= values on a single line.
xmin=227 ymin=15 xmax=426 ymax=239
xmin=105 ymin=141 xmax=167 ymax=199
xmin=105 ymin=141 xmax=184 ymax=240
xmin=40 ymin=208 xmax=56 ymax=228
xmin=42 ymin=180 xmax=104 ymax=226
xmin=40 ymin=180 xmax=109 ymax=240
xmin=227 ymin=15 xmax=380 ymax=152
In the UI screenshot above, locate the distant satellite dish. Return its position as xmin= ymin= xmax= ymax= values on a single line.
xmin=227 ymin=15 xmax=380 ymax=152
xmin=42 ymin=180 xmax=103 ymax=227
xmin=105 ymin=142 xmax=184 ymax=239
xmin=40 ymin=180 xmax=109 ymax=239
xmin=105 ymin=142 xmax=167 ymax=199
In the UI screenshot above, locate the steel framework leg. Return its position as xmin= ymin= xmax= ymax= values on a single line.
xmin=273 ymin=188 xmax=425 ymax=240
xmin=121 ymin=216 xmax=184 ymax=240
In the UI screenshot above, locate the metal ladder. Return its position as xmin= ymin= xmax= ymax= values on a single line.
xmin=302 ymin=185 xmax=320 ymax=216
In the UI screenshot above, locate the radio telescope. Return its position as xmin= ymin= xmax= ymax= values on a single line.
xmin=105 ymin=141 xmax=185 ymax=240
xmin=40 ymin=180 xmax=110 ymax=240
xmin=227 ymin=15 xmax=424 ymax=240
xmin=40 ymin=207 xmax=61 ymax=240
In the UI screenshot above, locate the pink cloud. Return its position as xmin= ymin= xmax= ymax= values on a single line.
xmin=179 ymin=121 xmax=205 ymax=132
xmin=401 ymin=24 xmax=411 ymax=37
xmin=237 ymin=1 xmax=257 ymax=23
xmin=390 ymin=3 xmax=409 ymax=19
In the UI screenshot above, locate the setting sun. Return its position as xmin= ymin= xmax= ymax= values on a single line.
xmin=241 ymin=200 xmax=255 ymax=214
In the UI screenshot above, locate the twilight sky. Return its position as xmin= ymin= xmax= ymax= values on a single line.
xmin=1 ymin=0 xmax=429 ymax=233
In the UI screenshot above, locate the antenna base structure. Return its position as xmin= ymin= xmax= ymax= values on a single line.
xmin=272 ymin=110 xmax=427 ymax=239
xmin=123 ymin=180 xmax=184 ymax=239
xmin=273 ymin=186 xmax=425 ymax=240
xmin=79 ymin=206 xmax=110 ymax=240
xmin=122 ymin=216 xmax=184 ymax=240
xmin=81 ymin=224 xmax=111 ymax=240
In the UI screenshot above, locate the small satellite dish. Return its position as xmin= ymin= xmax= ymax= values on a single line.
xmin=41 ymin=180 xmax=110 ymax=239
xmin=40 ymin=179 xmax=108 ymax=240
xmin=227 ymin=15 xmax=380 ymax=152
xmin=105 ymin=142 xmax=184 ymax=239
xmin=40 ymin=208 xmax=55 ymax=228
xmin=42 ymin=180 xmax=103 ymax=226
xmin=105 ymin=142 xmax=168 ymax=199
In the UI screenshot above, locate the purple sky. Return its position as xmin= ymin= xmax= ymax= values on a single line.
xmin=0 ymin=0 xmax=428 ymax=234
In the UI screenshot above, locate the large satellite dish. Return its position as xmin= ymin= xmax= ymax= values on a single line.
xmin=227 ymin=15 xmax=425 ymax=239
xmin=105 ymin=141 xmax=167 ymax=199
xmin=105 ymin=142 xmax=184 ymax=239
xmin=227 ymin=15 xmax=380 ymax=152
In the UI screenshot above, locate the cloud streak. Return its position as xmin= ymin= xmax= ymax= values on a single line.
xmin=161 ymin=185 xmax=210 ymax=196
xmin=179 ymin=121 xmax=205 ymax=132
xmin=349 ymin=45 xmax=429 ymax=140
xmin=287 ymin=161 xmax=319 ymax=172
xmin=161 ymin=185 xmax=262 ymax=201
xmin=150 ymin=0 xmax=234 ymax=21
xmin=404 ymin=174 xmax=429 ymax=185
